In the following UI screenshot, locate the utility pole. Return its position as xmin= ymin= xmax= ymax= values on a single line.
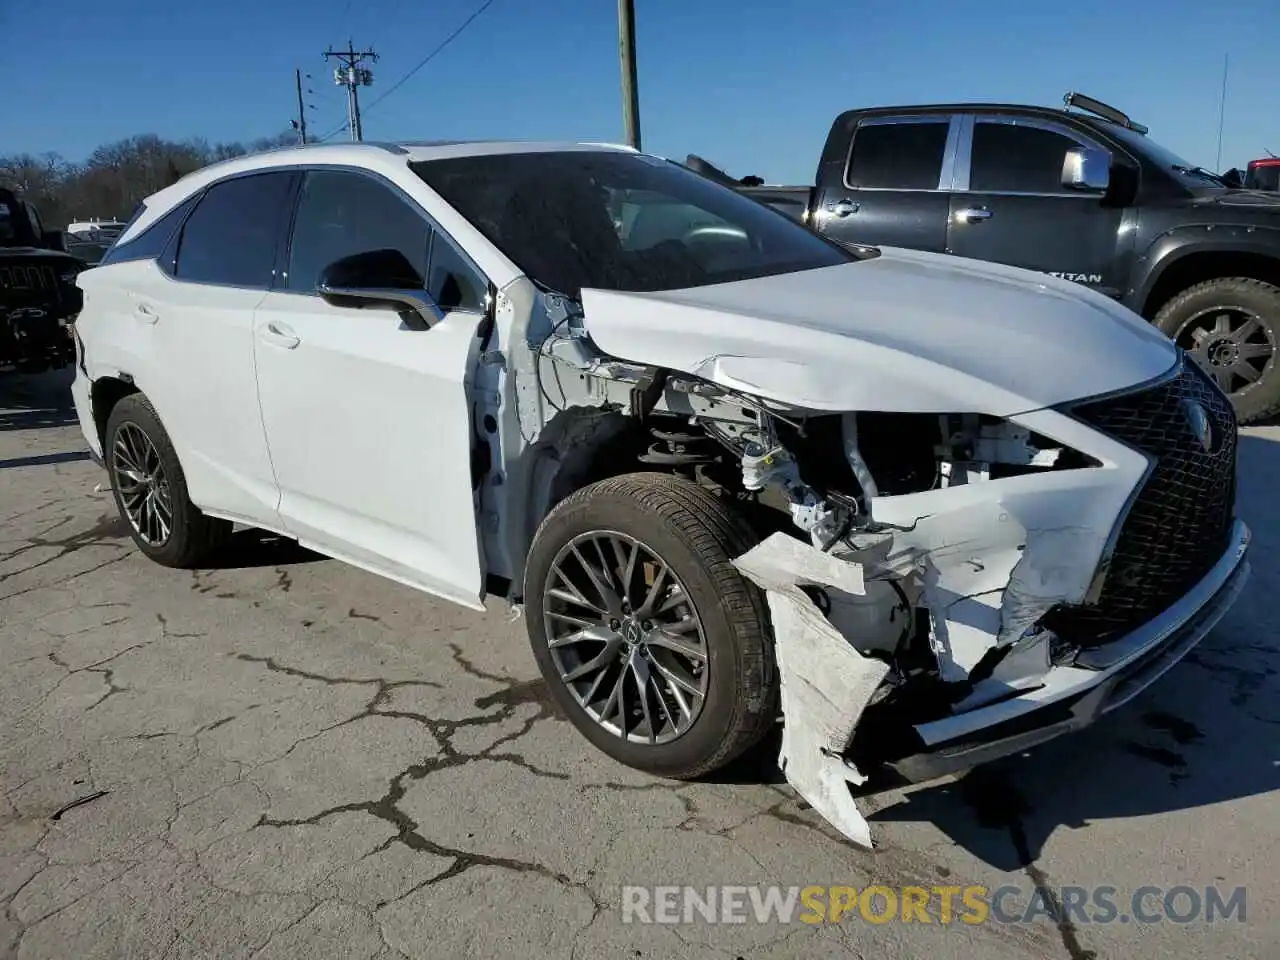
xmin=1215 ymin=53 xmax=1229 ymax=171
xmin=617 ymin=0 xmax=641 ymax=150
xmin=324 ymin=42 xmax=378 ymax=142
xmin=293 ymin=69 xmax=308 ymax=144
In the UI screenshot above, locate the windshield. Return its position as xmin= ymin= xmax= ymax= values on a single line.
xmin=1101 ymin=123 xmax=1230 ymax=186
xmin=412 ymin=151 xmax=854 ymax=299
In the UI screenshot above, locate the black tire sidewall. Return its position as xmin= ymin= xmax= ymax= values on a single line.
xmin=104 ymin=395 xmax=202 ymax=566
xmin=524 ymin=478 xmax=768 ymax=778
xmin=1155 ymin=279 xmax=1280 ymax=423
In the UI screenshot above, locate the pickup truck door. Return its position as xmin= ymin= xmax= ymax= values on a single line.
xmin=945 ymin=115 xmax=1127 ymax=297
xmin=252 ymin=168 xmax=489 ymax=610
xmin=812 ymin=115 xmax=956 ymax=252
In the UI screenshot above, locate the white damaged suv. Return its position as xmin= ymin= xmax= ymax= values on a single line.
xmin=71 ymin=141 xmax=1251 ymax=846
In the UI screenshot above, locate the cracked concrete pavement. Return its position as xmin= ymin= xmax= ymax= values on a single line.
xmin=2 ymin=369 xmax=1277 ymax=959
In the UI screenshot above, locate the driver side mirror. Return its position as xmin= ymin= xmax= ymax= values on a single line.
xmin=317 ymin=249 xmax=441 ymax=330
xmin=1222 ymin=167 xmax=1245 ymax=189
xmin=1061 ymin=146 xmax=1111 ymax=192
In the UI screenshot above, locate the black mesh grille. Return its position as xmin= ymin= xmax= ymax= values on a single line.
xmin=0 ymin=262 xmax=63 ymax=308
xmin=1043 ymin=358 xmax=1237 ymax=646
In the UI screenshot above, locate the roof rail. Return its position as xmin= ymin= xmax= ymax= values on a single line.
xmin=1063 ymin=92 xmax=1148 ymax=135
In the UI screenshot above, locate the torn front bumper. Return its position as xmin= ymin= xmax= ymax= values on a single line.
xmin=733 ymin=519 xmax=1250 ymax=848
xmin=892 ymin=518 xmax=1250 ymax=783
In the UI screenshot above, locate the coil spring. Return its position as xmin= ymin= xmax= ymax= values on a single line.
xmin=637 ymin=427 xmax=718 ymax=466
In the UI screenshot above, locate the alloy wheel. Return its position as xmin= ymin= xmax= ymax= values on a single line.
xmin=111 ymin=422 xmax=173 ymax=545
xmin=1176 ymin=306 xmax=1276 ymax=395
xmin=542 ymin=531 xmax=709 ymax=744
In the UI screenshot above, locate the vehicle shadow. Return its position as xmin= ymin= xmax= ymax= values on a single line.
xmin=0 ymin=367 xmax=79 ymax=432
xmin=200 ymin=529 xmax=325 ymax=570
xmin=865 ymin=431 xmax=1280 ymax=870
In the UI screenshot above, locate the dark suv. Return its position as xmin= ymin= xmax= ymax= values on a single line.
xmin=1 ymin=188 xmax=84 ymax=373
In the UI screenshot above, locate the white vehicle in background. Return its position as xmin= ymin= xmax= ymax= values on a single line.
xmin=66 ymin=219 xmax=127 ymax=244
xmin=70 ymin=140 xmax=1250 ymax=846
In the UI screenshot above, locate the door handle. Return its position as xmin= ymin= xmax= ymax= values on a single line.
xmin=954 ymin=207 xmax=993 ymax=224
xmin=133 ymin=302 xmax=159 ymax=324
xmin=261 ymin=322 xmax=301 ymax=350
xmin=828 ymin=199 xmax=860 ymax=218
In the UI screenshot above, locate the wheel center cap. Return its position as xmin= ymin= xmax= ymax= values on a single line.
xmin=620 ymin=618 xmax=643 ymax=646
xmin=1208 ymin=339 xmax=1238 ymax=365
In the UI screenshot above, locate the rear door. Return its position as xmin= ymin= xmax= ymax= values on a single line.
xmin=813 ymin=115 xmax=956 ymax=252
xmin=253 ymin=167 xmax=489 ymax=609
xmin=127 ymin=171 xmax=297 ymax=525
xmin=945 ymin=115 xmax=1126 ymax=296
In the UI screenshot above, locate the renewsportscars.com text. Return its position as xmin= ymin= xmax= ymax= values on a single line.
xmin=621 ymin=884 xmax=1247 ymax=926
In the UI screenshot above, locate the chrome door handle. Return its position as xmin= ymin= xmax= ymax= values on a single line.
xmin=829 ymin=199 xmax=860 ymax=218
xmin=262 ymin=322 xmax=300 ymax=349
xmin=134 ymin=303 xmax=158 ymax=324
xmin=955 ymin=207 xmax=993 ymax=224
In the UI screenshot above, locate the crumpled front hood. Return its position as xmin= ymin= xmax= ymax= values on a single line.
xmin=580 ymin=246 xmax=1177 ymax=416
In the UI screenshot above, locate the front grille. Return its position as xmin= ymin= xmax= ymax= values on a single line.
xmin=0 ymin=262 xmax=62 ymax=307
xmin=1043 ymin=357 xmax=1237 ymax=646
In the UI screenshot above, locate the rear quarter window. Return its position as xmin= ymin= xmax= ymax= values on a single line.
xmin=100 ymin=195 xmax=201 ymax=267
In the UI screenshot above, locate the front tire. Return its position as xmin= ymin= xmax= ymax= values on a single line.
xmin=104 ymin=394 xmax=233 ymax=567
xmin=1154 ymin=277 xmax=1280 ymax=423
xmin=524 ymin=473 xmax=779 ymax=779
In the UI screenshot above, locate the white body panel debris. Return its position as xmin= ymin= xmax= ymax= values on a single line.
xmin=734 ymin=534 xmax=887 ymax=848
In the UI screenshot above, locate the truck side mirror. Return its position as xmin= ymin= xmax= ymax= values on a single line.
xmin=1222 ymin=168 xmax=1244 ymax=188
xmin=1061 ymin=146 xmax=1111 ymax=192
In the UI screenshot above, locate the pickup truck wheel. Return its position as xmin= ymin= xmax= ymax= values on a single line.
xmin=104 ymin=394 xmax=233 ymax=567
xmin=524 ymin=473 xmax=778 ymax=779
xmin=1154 ymin=277 xmax=1280 ymax=423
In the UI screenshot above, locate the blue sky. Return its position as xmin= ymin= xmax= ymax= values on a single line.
xmin=7 ymin=0 xmax=1280 ymax=183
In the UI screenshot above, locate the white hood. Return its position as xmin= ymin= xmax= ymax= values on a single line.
xmin=579 ymin=246 xmax=1177 ymax=416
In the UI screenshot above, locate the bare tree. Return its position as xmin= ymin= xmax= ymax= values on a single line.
xmin=0 ymin=131 xmax=297 ymax=227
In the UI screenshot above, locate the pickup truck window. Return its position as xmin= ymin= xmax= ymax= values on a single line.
xmin=845 ymin=120 xmax=949 ymax=190
xmin=970 ymin=121 xmax=1090 ymax=194
xmin=413 ymin=151 xmax=853 ymax=300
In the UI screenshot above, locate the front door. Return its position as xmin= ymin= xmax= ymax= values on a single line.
xmin=946 ymin=115 xmax=1126 ymax=298
xmin=813 ymin=115 xmax=955 ymax=253
xmin=253 ymin=168 xmax=492 ymax=608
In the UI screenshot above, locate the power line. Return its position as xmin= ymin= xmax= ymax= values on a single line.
xmin=315 ymin=0 xmax=498 ymax=143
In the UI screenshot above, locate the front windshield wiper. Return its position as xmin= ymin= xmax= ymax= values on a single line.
xmin=1172 ymin=164 xmax=1227 ymax=187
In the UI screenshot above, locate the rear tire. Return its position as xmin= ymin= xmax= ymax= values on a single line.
xmin=524 ymin=473 xmax=779 ymax=779
xmin=1154 ymin=277 xmax=1280 ymax=423
xmin=104 ymin=394 xmax=233 ymax=567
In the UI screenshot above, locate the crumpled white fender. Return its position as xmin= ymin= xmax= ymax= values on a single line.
xmin=732 ymin=534 xmax=889 ymax=848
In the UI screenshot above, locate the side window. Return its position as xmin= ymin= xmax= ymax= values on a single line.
xmin=101 ymin=194 xmax=200 ymax=267
xmin=426 ymin=232 xmax=486 ymax=311
xmin=846 ymin=121 xmax=950 ymax=190
xmin=969 ymin=122 xmax=1090 ymax=194
xmin=173 ymin=172 xmax=295 ymax=287
xmin=286 ymin=170 xmax=430 ymax=293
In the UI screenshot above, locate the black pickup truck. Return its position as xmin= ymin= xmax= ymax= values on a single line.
xmin=1 ymin=188 xmax=83 ymax=374
xmin=698 ymin=93 xmax=1280 ymax=423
